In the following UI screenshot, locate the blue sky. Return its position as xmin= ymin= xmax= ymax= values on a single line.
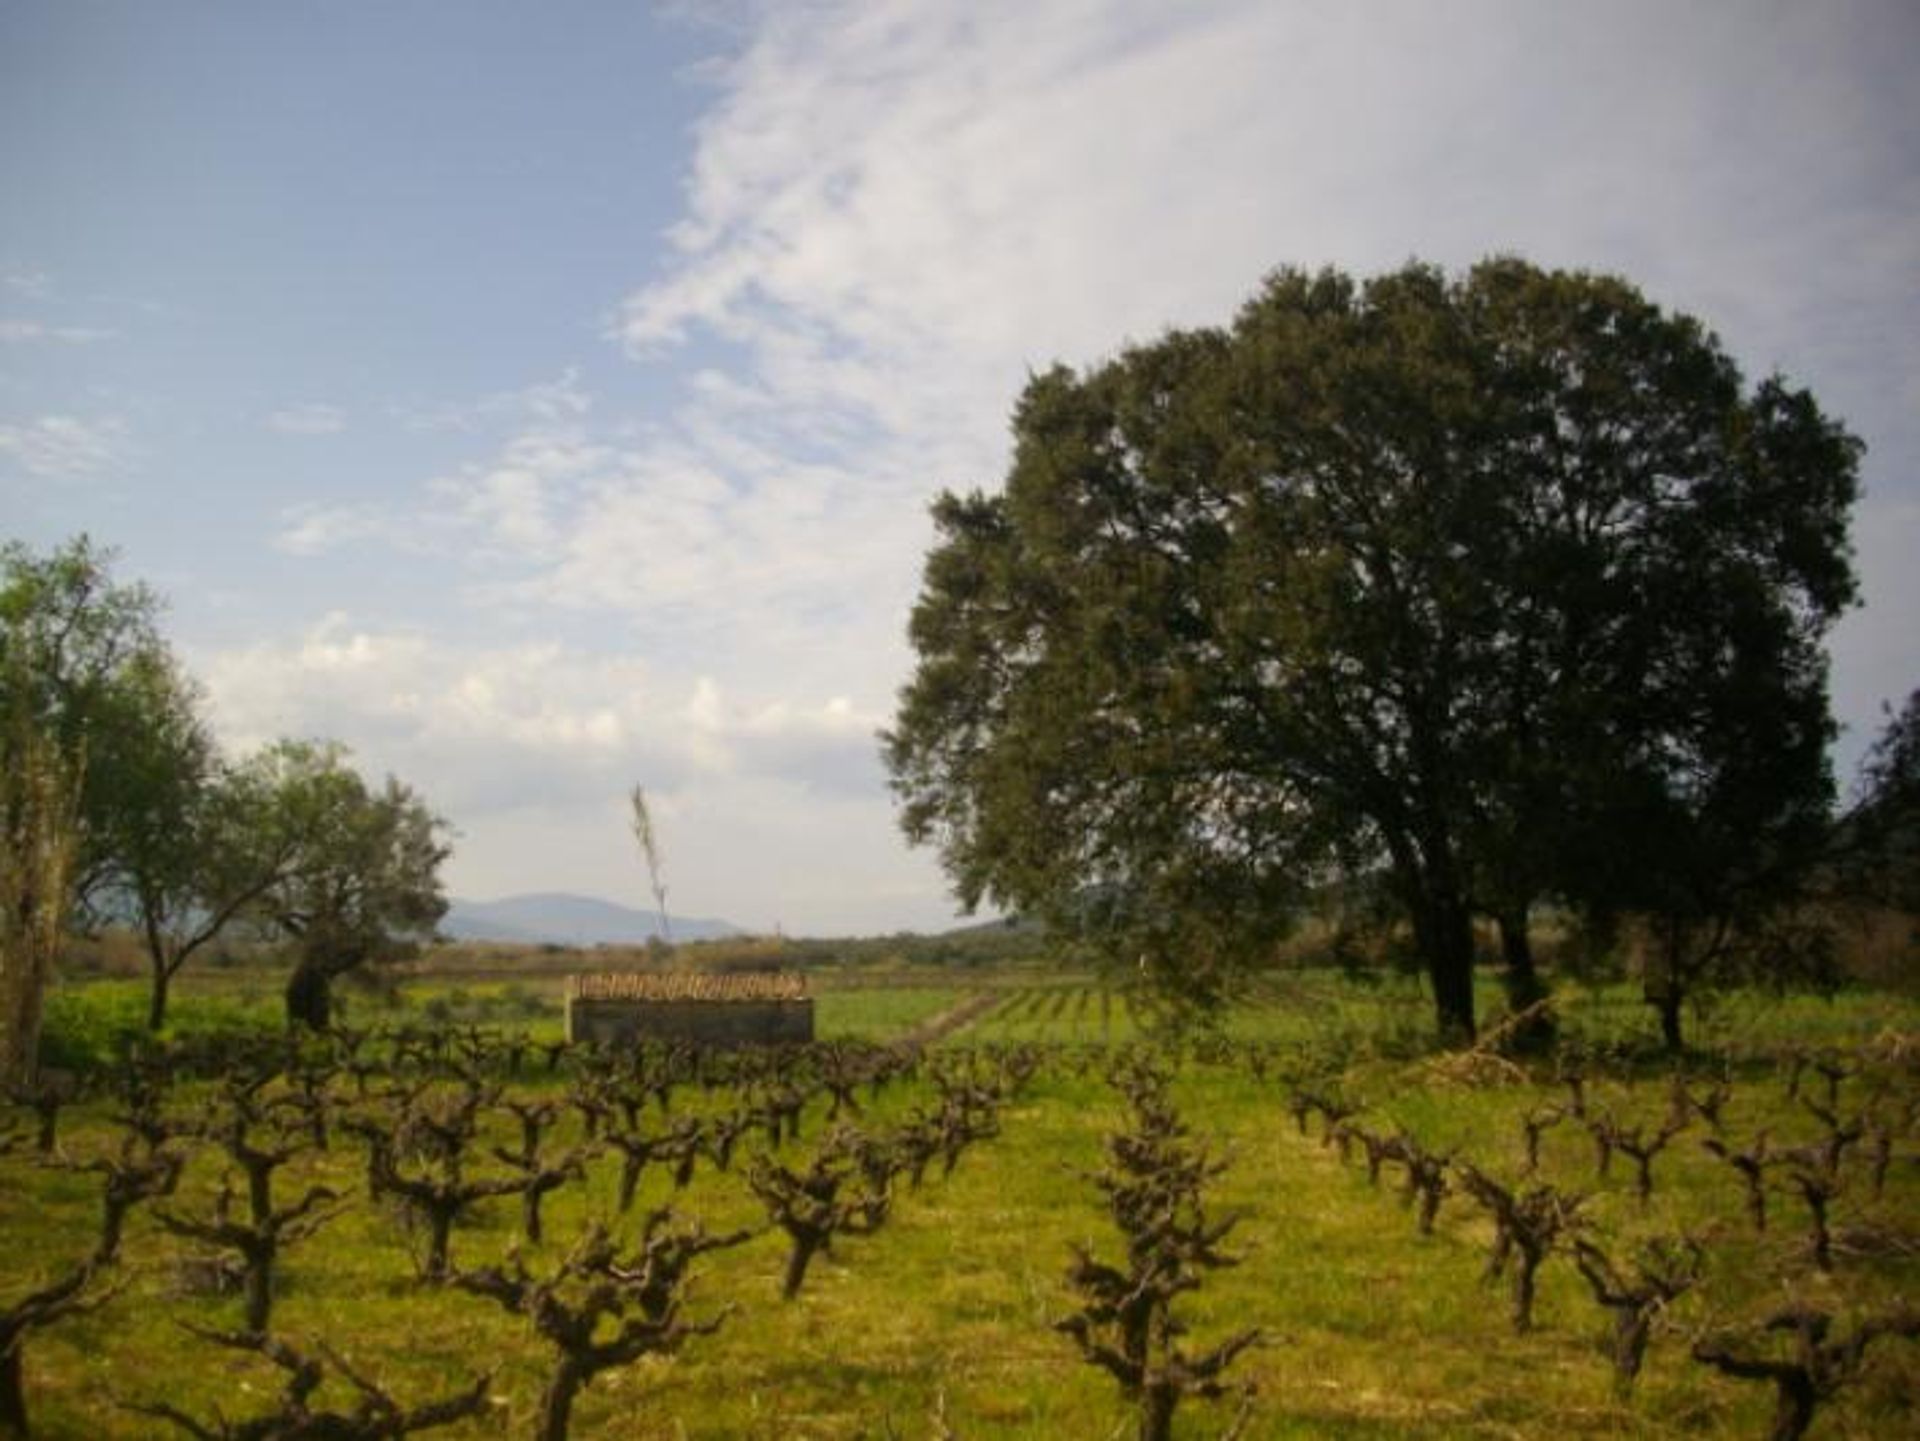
xmin=5 ymin=1 xmax=1917 ymax=935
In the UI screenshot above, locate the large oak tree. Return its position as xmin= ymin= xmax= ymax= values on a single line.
xmin=886 ymin=259 xmax=1859 ymax=1042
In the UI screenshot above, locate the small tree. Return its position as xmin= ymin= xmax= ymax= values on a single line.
xmin=1057 ymin=1059 xmax=1260 ymax=1441
xmin=453 ymin=1215 xmax=746 ymax=1441
xmin=127 ymin=1326 xmax=492 ymax=1440
xmin=746 ymin=1130 xmax=895 ymax=1300
xmin=153 ymin=1088 xmax=341 ymax=1332
xmin=0 ymin=1137 xmax=175 ymax=1434
xmin=123 ymin=739 xmax=315 ymax=1033
xmin=0 ymin=1260 xmax=119 ymax=1436
xmin=1571 ymin=1234 xmax=1703 ymax=1395
xmin=1692 ymin=1304 xmax=1920 ymax=1441
xmin=247 ymin=742 xmax=448 ymax=1031
xmin=1455 ymin=1163 xmax=1585 ymax=1333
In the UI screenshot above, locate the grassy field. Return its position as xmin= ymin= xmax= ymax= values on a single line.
xmin=5 ymin=971 xmax=1918 ymax=1439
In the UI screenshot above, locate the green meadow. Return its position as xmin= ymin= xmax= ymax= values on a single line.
xmin=4 ymin=971 xmax=1917 ymax=1439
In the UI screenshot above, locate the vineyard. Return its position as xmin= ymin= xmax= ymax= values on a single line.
xmin=3 ymin=977 xmax=1917 ymax=1439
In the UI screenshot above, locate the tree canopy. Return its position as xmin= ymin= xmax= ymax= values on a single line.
xmin=1834 ymin=689 xmax=1920 ymax=918
xmin=2 ymin=537 xmax=452 ymax=1044
xmin=0 ymin=536 xmax=201 ymax=917
xmin=249 ymin=740 xmax=450 ymax=1031
xmin=886 ymin=258 xmax=1860 ymax=1042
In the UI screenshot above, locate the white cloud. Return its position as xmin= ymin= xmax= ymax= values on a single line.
xmin=0 ymin=413 xmax=125 ymax=477
xmin=626 ymin=2 xmax=1916 ymax=416
xmin=265 ymin=403 xmax=347 ymax=435
xmin=273 ymin=502 xmax=405 ymax=556
xmin=307 ymin=3 xmax=1912 ymax=750
xmin=0 ymin=319 xmax=116 ymax=344
xmin=197 ymin=616 xmax=886 ymax=808
xmin=430 ymin=426 xmax=610 ymax=557
xmin=1 ymin=270 xmax=53 ymax=300
xmin=391 ymin=369 xmax=591 ymax=433
xmin=192 ymin=616 xmax=930 ymax=929
xmin=600 ymin=0 xmax=1918 ymax=744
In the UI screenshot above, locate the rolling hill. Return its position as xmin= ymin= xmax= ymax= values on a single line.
xmin=441 ymin=893 xmax=744 ymax=946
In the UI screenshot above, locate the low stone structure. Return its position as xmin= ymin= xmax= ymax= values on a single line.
xmin=564 ymin=971 xmax=814 ymax=1047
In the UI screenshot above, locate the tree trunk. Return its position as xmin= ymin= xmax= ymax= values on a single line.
xmin=1610 ymin=1312 xmax=1651 ymax=1396
xmin=536 ymin=1358 xmax=586 ymax=1441
xmin=243 ymin=1255 xmax=273 ymax=1334
xmin=0 ymin=1341 xmax=26 ymax=1437
xmin=1412 ymin=893 xmax=1477 ymax=1045
xmin=423 ymin=1210 xmax=456 ymax=1282
xmin=285 ymin=961 xmax=332 ymax=1032
xmin=1653 ymin=989 xmax=1685 ymax=1053
xmin=1137 ymin=1381 xmax=1177 ymax=1441
xmin=0 ymin=928 xmax=51 ymax=1091
xmin=1511 ymin=1255 xmax=1539 ymax=1333
xmin=1770 ymin=1377 xmax=1816 ymax=1441
xmin=146 ymin=961 xmax=171 ymax=1033
xmin=781 ymin=1236 xmax=822 ymax=1301
xmin=1496 ymin=911 xmax=1555 ymax=1051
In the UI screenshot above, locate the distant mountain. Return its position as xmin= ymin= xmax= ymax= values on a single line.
xmin=442 ymin=893 xmax=744 ymax=946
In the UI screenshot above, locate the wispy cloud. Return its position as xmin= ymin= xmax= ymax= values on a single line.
xmin=599 ymin=0 xmax=1919 ymax=738
xmin=429 ymin=426 xmax=610 ymax=558
xmin=390 ymin=369 xmax=591 ymax=434
xmin=1 ymin=270 xmax=53 ymax=300
xmin=0 ymin=319 xmax=117 ymax=344
xmin=273 ymin=501 xmax=404 ymax=556
xmin=311 ymin=0 xmax=1910 ymax=773
xmin=265 ymin=403 xmax=347 ymax=435
xmin=0 ymin=414 xmax=125 ymax=477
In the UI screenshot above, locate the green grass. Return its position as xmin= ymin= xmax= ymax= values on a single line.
xmin=812 ymin=986 xmax=964 ymax=1040
xmin=7 ymin=973 xmax=1919 ymax=1438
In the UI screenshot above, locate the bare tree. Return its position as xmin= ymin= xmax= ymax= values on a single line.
xmin=126 ymin=1325 xmax=491 ymax=1440
xmin=1692 ymin=1304 xmax=1920 ymax=1441
xmin=1571 ymin=1234 xmax=1703 ymax=1395
xmin=453 ymin=1215 xmax=747 ymax=1441
xmin=1 ymin=1261 xmax=120 ymax=1436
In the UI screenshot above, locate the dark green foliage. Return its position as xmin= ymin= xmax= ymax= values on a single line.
xmin=1833 ymin=688 xmax=1920 ymax=917
xmin=887 ymin=258 xmax=1860 ymax=1042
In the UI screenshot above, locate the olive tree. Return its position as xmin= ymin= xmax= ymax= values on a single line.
xmin=247 ymin=741 xmax=449 ymax=1031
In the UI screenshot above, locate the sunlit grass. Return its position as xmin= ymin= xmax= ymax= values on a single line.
xmin=9 ymin=972 xmax=1919 ymax=1438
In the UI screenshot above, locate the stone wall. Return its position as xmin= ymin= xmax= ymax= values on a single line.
xmin=566 ymin=996 xmax=815 ymax=1047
